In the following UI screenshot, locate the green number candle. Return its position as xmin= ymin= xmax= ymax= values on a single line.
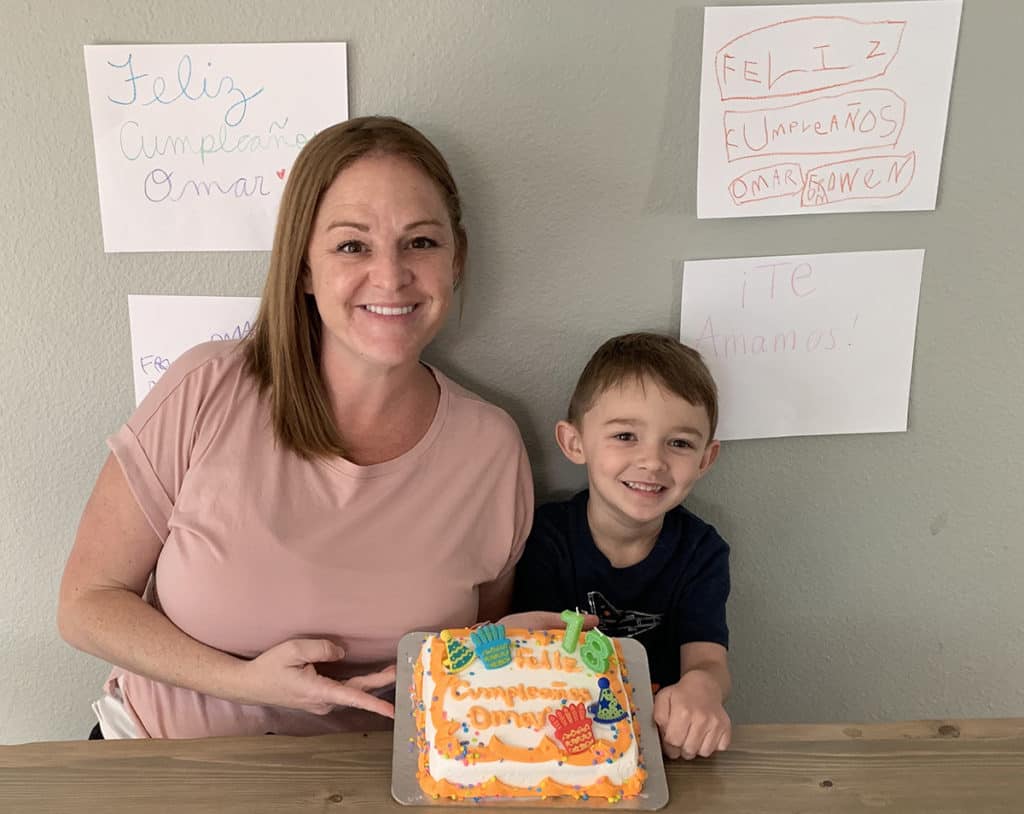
xmin=580 ymin=628 xmax=613 ymax=673
xmin=560 ymin=609 xmax=584 ymax=654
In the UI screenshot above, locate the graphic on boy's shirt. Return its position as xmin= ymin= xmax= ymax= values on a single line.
xmin=587 ymin=591 xmax=663 ymax=637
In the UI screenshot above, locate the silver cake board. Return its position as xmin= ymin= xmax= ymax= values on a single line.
xmin=391 ymin=631 xmax=669 ymax=809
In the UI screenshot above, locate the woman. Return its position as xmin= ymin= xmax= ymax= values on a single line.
xmin=58 ymin=116 xmax=534 ymax=738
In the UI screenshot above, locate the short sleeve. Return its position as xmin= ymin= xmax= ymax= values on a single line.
xmin=491 ymin=440 xmax=534 ymax=582
xmin=106 ymin=341 xmax=235 ymax=541
xmin=675 ymin=532 xmax=731 ymax=649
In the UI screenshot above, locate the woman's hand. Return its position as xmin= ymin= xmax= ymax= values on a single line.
xmin=497 ymin=611 xmax=600 ymax=631
xmin=238 ymin=639 xmax=396 ymax=718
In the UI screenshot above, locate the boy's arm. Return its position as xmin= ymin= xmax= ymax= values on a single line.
xmin=653 ymin=522 xmax=732 ymax=759
xmin=653 ymin=642 xmax=732 ymax=760
xmin=681 ymin=641 xmax=731 ymax=703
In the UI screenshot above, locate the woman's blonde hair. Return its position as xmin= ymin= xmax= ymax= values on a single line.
xmin=242 ymin=116 xmax=467 ymax=459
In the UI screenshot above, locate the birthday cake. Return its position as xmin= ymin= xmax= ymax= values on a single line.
xmin=411 ymin=622 xmax=647 ymax=801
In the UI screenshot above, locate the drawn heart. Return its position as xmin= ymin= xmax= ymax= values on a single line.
xmin=276 ymin=169 xmax=285 ymax=180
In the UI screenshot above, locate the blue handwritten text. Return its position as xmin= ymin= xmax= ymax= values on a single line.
xmin=119 ymin=118 xmax=312 ymax=165
xmin=106 ymin=53 xmax=264 ymax=127
xmin=211 ymin=322 xmax=253 ymax=341
xmin=139 ymin=355 xmax=171 ymax=376
xmin=144 ymin=168 xmax=272 ymax=203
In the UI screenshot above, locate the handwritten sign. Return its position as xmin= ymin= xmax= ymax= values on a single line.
xmin=128 ymin=294 xmax=260 ymax=405
xmin=697 ymin=1 xmax=961 ymax=218
xmin=679 ymin=250 xmax=924 ymax=440
xmin=84 ymin=43 xmax=348 ymax=252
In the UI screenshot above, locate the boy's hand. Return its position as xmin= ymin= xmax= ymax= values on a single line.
xmin=653 ymin=669 xmax=731 ymax=759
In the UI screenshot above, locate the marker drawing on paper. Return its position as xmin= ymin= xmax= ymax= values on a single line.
xmin=697 ymin=1 xmax=962 ymax=218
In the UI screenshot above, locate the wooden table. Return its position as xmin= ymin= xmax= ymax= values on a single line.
xmin=2 ymin=718 xmax=1022 ymax=813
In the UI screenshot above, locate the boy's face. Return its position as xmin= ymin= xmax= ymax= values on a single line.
xmin=557 ymin=377 xmax=720 ymax=532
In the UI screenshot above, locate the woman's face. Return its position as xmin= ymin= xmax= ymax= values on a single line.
xmin=304 ymin=153 xmax=460 ymax=375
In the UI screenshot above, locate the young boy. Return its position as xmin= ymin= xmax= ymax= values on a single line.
xmin=512 ymin=332 xmax=731 ymax=760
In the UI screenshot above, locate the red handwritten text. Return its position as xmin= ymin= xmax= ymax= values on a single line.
xmin=695 ymin=316 xmax=839 ymax=358
xmin=801 ymin=152 xmax=916 ymax=207
xmin=740 ymin=261 xmax=816 ymax=308
xmin=724 ymin=88 xmax=905 ymax=162
xmin=715 ymin=16 xmax=905 ymax=100
xmin=729 ymin=162 xmax=804 ymax=205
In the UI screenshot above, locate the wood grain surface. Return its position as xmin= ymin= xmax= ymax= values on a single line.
xmin=1 ymin=719 xmax=1021 ymax=813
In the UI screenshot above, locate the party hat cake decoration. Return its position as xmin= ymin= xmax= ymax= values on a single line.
xmin=588 ymin=677 xmax=628 ymax=723
xmin=440 ymin=630 xmax=475 ymax=673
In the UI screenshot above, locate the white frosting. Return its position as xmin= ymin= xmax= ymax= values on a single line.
xmin=418 ymin=633 xmax=640 ymax=793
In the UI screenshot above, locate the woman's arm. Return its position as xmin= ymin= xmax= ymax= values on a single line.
xmin=57 ymin=454 xmax=394 ymax=717
xmin=477 ymin=569 xmax=515 ymax=623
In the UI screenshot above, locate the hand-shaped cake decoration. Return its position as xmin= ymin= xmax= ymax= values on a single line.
xmin=548 ymin=702 xmax=596 ymax=755
xmin=470 ymin=623 xmax=512 ymax=669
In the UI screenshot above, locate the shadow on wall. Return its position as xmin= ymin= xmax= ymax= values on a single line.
xmin=645 ymin=6 xmax=705 ymax=218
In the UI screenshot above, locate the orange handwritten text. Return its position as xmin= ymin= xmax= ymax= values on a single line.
xmin=468 ymin=705 xmax=556 ymax=730
xmin=514 ymin=647 xmax=582 ymax=673
xmin=450 ymin=679 xmax=590 ymax=707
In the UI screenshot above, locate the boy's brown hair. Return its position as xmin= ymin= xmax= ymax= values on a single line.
xmin=567 ymin=332 xmax=719 ymax=440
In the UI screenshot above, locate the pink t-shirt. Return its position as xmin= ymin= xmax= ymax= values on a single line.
xmin=105 ymin=340 xmax=533 ymax=738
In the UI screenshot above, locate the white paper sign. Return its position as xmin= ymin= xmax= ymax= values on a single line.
xmin=680 ymin=250 xmax=923 ymax=440
xmin=85 ymin=43 xmax=348 ymax=252
xmin=697 ymin=1 xmax=962 ymax=218
xmin=128 ymin=295 xmax=260 ymax=405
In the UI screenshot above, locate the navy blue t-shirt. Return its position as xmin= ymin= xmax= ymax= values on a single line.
xmin=511 ymin=490 xmax=730 ymax=690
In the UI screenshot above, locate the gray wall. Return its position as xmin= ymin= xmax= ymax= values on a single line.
xmin=1 ymin=0 xmax=1020 ymax=745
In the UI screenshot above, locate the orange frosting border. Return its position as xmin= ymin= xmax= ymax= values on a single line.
xmin=412 ymin=627 xmax=647 ymax=801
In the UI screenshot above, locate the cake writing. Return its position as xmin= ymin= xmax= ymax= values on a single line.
xmin=450 ymin=679 xmax=591 ymax=706
xmin=467 ymin=705 xmax=561 ymax=730
xmin=514 ymin=646 xmax=583 ymax=672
